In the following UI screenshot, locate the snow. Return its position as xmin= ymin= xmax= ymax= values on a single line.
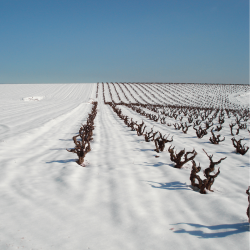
xmin=23 ymin=96 xmax=44 ymax=101
xmin=229 ymin=92 xmax=250 ymax=106
xmin=0 ymin=83 xmax=249 ymax=250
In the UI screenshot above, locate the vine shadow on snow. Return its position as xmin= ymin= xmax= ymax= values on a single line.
xmin=143 ymin=161 xmax=170 ymax=168
xmin=59 ymin=138 xmax=72 ymax=142
xmin=148 ymin=181 xmax=190 ymax=191
xmin=171 ymin=222 xmax=249 ymax=238
xmin=49 ymin=148 xmax=68 ymax=150
xmin=138 ymin=148 xmax=155 ymax=152
xmin=46 ymin=159 xmax=76 ymax=164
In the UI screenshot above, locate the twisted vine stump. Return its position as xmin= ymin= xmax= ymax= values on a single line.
xmin=214 ymin=124 xmax=222 ymax=132
xmin=168 ymin=145 xmax=197 ymax=168
xmin=67 ymin=137 xmax=90 ymax=165
xmin=193 ymin=125 xmax=207 ymax=138
xmin=201 ymin=167 xmax=220 ymax=193
xmin=136 ymin=121 xmax=146 ymax=136
xmin=209 ymin=129 xmax=225 ymax=144
xmin=202 ymin=149 xmax=226 ymax=178
xmin=190 ymin=159 xmax=222 ymax=194
xmin=144 ymin=129 xmax=158 ymax=142
xmin=181 ymin=122 xmax=191 ymax=134
xmin=246 ymin=187 xmax=250 ymax=223
xmin=67 ymin=102 xmax=98 ymax=166
xmin=190 ymin=160 xmax=202 ymax=189
xmin=154 ymin=133 xmax=173 ymax=153
xmin=190 ymin=149 xmax=226 ymax=194
xmin=231 ymin=137 xmax=249 ymax=155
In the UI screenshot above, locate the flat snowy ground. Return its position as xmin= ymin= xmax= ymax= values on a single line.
xmin=0 ymin=83 xmax=249 ymax=250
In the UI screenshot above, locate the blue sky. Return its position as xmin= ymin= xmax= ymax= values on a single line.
xmin=0 ymin=0 xmax=248 ymax=84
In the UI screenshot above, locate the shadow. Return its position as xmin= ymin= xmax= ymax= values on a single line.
xmin=46 ymin=159 xmax=76 ymax=164
xmin=139 ymin=148 xmax=154 ymax=152
xmin=0 ymin=124 xmax=10 ymax=135
xmin=144 ymin=161 xmax=169 ymax=168
xmin=146 ymin=161 xmax=179 ymax=169
xmin=243 ymin=137 xmax=249 ymax=141
xmin=168 ymin=163 xmax=178 ymax=168
xmin=148 ymin=181 xmax=190 ymax=190
xmin=59 ymin=139 xmax=72 ymax=141
xmin=216 ymin=151 xmax=232 ymax=154
xmin=172 ymin=222 xmax=249 ymax=238
xmin=50 ymin=148 xmax=67 ymax=150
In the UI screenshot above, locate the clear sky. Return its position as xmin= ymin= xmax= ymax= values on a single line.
xmin=0 ymin=0 xmax=248 ymax=84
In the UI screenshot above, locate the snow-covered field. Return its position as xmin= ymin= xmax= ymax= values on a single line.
xmin=0 ymin=83 xmax=249 ymax=250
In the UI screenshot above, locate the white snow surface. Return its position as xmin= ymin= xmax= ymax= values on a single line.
xmin=23 ymin=96 xmax=44 ymax=101
xmin=229 ymin=92 xmax=250 ymax=106
xmin=0 ymin=83 xmax=249 ymax=250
